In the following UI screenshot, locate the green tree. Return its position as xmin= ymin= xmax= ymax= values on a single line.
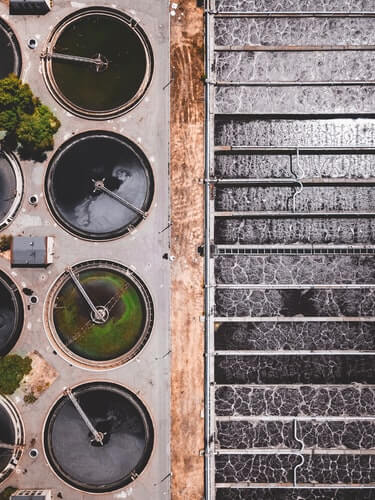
xmin=0 ymin=74 xmax=60 ymax=159
xmin=0 ymin=355 xmax=32 ymax=395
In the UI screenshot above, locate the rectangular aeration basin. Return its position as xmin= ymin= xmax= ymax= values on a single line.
xmin=214 ymin=322 xmax=375 ymax=351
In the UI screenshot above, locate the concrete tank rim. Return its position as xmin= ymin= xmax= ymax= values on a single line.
xmin=42 ymin=380 xmax=155 ymax=494
xmin=0 ymin=17 xmax=22 ymax=79
xmin=41 ymin=6 xmax=154 ymax=120
xmin=43 ymin=259 xmax=155 ymax=371
xmin=0 ymin=393 xmax=25 ymax=484
xmin=43 ymin=130 xmax=155 ymax=241
xmin=0 ymin=150 xmax=24 ymax=233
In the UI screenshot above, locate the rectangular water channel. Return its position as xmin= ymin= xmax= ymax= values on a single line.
xmin=214 ymin=322 xmax=375 ymax=352
xmin=216 ymin=420 xmax=375 ymax=449
xmin=215 ymin=185 xmax=375 ymax=213
xmin=215 ymin=152 xmax=375 ymax=179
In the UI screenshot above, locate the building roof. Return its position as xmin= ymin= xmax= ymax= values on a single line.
xmin=9 ymin=0 xmax=51 ymax=15
xmin=11 ymin=489 xmax=51 ymax=499
xmin=11 ymin=236 xmax=47 ymax=267
xmin=11 ymin=497 xmax=48 ymax=499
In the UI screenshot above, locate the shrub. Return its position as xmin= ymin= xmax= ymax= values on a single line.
xmin=0 ymin=235 xmax=11 ymax=252
xmin=24 ymin=392 xmax=37 ymax=404
xmin=0 ymin=355 xmax=32 ymax=395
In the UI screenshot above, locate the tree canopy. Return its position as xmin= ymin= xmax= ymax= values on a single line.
xmin=0 ymin=354 xmax=32 ymax=395
xmin=0 ymin=74 xmax=60 ymax=159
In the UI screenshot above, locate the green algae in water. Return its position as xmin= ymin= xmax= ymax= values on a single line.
xmin=53 ymin=269 xmax=146 ymax=361
xmin=51 ymin=14 xmax=148 ymax=112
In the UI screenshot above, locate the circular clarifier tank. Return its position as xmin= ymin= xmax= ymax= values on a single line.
xmin=0 ymin=271 xmax=24 ymax=357
xmin=0 ymin=19 xmax=21 ymax=79
xmin=45 ymin=260 xmax=153 ymax=369
xmin=42 ymin=7 xmax=153 ymax=119
xmin=44 ymin=382 xmax=154 ymax=493
xmin=0 ymin=152 xmax=23 ymax=231
xmin=0 ymin=395 xmax=24 ymax=484
xmin=45 ymin=131 xmax=154 ymax=240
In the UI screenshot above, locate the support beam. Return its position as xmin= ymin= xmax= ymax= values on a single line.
xmin=215 ymin=146 xmax=375 ymax=153
xmin=214 ymin=316 xmax=375 ymax=323
xmin=216 ymin=483 xmax=375 ymax=489
xmin=216 ymin=80 xmax=375 ymax=86
xmin=215 ymin=45 xmax=375 ymax=52
xmin=65 ymin=388 xmax=105 ymax=446
xmin=207 ymin=178 xmax=375 ymax=185
xmin=215 ymin=448 xmax=375 ymax=455
xmin=214 ymin=211 xmax=375 ymax=218
xmin=213 ymin=284 xmax=375 ymax=289
xmin=214 ymin=12 xmax=375 ymax=18
xmin=215 ymin=416 xmax=375 ymax=422
xmin=214 ymin=350 xmax=375 ymax=356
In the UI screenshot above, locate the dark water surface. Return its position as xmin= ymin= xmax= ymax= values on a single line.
xmin=0 ymin=273 xmax=23 ymax=356
xmin=216 ymin=420 xmax=375 ymax=449
xmin=44 ymin=383 xmax=154 ymax=492
xmin=52 ymin=12 xmax=149 ymax=112
xmin=0 ymin=154 xmax=17 ymax=222
xmin=46 ymin=133 xmax=153 ymax=239
xmin=215 ymin=322 xmax=375 ymax=351
xmin=0 ymin=404 xmax=14 ymax=472
xmin=215 ymin=355 xmax=375 ymax=384
xmin=0 ymin=20 xmax=20 ymax=79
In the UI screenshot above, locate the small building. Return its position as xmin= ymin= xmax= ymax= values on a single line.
xmin=9 ymin=0 xmax=51 ymax=15
xmin=10 ymin=490 xmax=52 ymax=500
xmin=11 ymin=236 xmax=54 ymax=268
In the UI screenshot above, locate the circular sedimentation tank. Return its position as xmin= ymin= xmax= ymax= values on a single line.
xmin=45 ymin=131 xmax=154 ymax=240
xmin=0 ymin=152 xmax=23 ymax=231
xmin=42 ymin=7 xmax=153 ymax=119
xmin=0 ymin=395 xmax=24 ymax=484
xmin=44 ymin=382 xmax=154 ymax=493
xmin=0 ymin=19 xmax=21 ymax=79
xmin=45 ymin=260 xmax=153 ymax=369
xmin=0 ymin=271 xmax=23 ymax=356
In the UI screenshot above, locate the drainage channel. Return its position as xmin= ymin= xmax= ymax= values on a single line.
xmin=204 ymin=0 xmax=375 ymax=497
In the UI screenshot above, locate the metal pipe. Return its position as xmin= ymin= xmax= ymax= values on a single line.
xmin=92 ymin=178 xmax=147 ymax=218
xmin=44 ymin=52 xmax=109 ymax=72
xmin=214 ymin=350 xmax=375 ymax=355
xmin=216 ymin=80 xmax=375 ymax=86
xmin=215 ymin=243 xmax=375 ymax=250
xmin=215 ymin=146 xmax=375 ymax=152
xmin=215 ymin=44 xmax=375 ymax=52
xmin=214 ymin=12 xmax=375 ymax=18
xmin=65 ymin=267 xmax=106 ymax=323
xmin=214 ymin=210 xmax=375 ymax=217
xmin=0 ymin=441 xmax=24 ymax=451
xmin=207 ymin=178 xmax=375 ymax=185
xmin=216 ymin=383 xmax=375 ymax=388
xmin=215 ymin=448 xmax=375 ymax=455
xmin=216 ymin=415 xmax=375 ymax=421
xmin=204 ymin=2 xmax=214 ymax=498
xmin=216 ymin=483 xmax=375 ymax=489
xmin=214 ymin=316 xmax=375 ymax=322
xmin=65 ymin=388 xmax=104 ymax=446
